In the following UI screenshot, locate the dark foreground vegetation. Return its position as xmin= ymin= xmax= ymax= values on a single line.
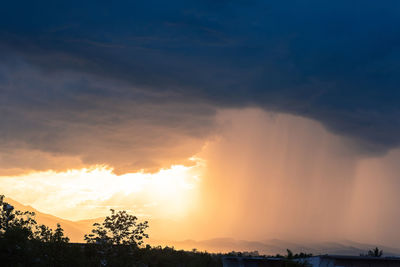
xmin=0 ymin=194 xmax=312 ymax=266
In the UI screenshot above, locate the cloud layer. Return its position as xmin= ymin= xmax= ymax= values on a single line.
xmin=1 ymin=1 xmax=400 ymax=173
xmin=4 ymin=109 xmax=400 ymax=247
xmin=0 ymin=59 xmax=215 ymax=174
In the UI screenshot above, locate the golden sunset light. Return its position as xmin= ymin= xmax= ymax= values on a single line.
xmin=2 ymin=2 xmax=400 ymax=266
xmin=0 ymin=163 xmax=203 ymax=221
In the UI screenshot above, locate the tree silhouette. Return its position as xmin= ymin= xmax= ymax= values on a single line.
xmin=1 ymin=195 xmax=37 ymax=239
xmin=1 ymin=195 xmax=72 ymax=266
xmin=84 ymin=209 xmax=149 ymax=266
xmin=367 ymin=247 xmax=383 ymax=257
xmin=1 ymin=195 xmax=70 ymax=243
xmin=286 ymin=249 xmax=294 ymax=259
xmin=34 ymin=223 xmax=69 ymax=243
xmin=84 ymin=209 xmax=149 ymax=247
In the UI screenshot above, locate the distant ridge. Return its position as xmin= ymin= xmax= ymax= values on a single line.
xmin=4 ymin=197 xmax=101 ymax=242
xmin=4 ymin=198 xmax=400 ymax=256
xmin=153 ymin=238 xmax=400 ymax=256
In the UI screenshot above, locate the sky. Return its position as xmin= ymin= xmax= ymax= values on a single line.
xmin=1 ymin=1 xmax=400 ymax=247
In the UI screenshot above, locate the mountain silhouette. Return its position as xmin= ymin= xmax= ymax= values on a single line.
xmin=5 ymin=198 xmax=400 ymax=256
xmin=5 ymin=197 xmax=101 ymax=242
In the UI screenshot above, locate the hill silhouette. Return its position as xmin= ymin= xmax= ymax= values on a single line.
xmin=158 ymin=238 xmax=400 ymax=256
xmin=5 ymin=197 xmax=100 ymax=242
xmin=3 ymin=198 xmax=185 ymax=243
xmin=5 ymin=198 xmax=400 ymax=256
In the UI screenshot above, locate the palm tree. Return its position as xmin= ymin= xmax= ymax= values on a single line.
xmin=367 ymin=247 xmax=383 ymax=257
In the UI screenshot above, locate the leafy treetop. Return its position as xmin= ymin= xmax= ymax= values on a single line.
xmin=84 ymin=209 xmax=149 ymax=247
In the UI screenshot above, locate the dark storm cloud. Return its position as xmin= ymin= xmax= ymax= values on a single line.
xmin=0 ymin=59 xmax=216 ymax=174
xmin=1 ymin=0 xmax=400 ymax=173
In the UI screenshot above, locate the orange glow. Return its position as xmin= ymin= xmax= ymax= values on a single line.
xmin=0 ymin=163 xmax=203 ymax=221
xmin=3 ymin=108 xmax=400 ymax=248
